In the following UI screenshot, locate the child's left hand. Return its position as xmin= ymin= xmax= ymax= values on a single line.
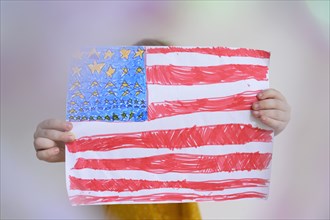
xmin=252 ymin=88 xmax=291 ymax=136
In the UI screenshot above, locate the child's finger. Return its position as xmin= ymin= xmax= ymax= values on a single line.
xmin=34 ymin=137 xmax=56 ymax=151
xmin=36 ymin=147 xmax=63 ymax=162
xmin=38 ymin=119 xmax=72 ymax=132
xmin=258 ymin=89 xmax=286 ymax=101
xmin=252 ymin=99 xmax=288 ymax=111
xmin=252 ymin=109 xmax=290 ymax=122
xmin=259 ymin=116 xmax=286 ymax=134
xmin=36 ymin=129 xmax=75 ymax=143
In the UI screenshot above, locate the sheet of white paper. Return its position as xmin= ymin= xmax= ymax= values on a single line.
xmin=65 ymin=46 xmax=273 ymax=206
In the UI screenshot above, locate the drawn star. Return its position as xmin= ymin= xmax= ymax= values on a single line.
xmin=69 ymin=109 xmax=77 ymax=114
xmin=106 ymin=66 xmax=116 ymax=77
xmin=134 ymin=82 xmax=141 ymax=88
xmin=138 ymin=112 xmax=144 ymax=119
xmin=92 ymin=91 xmax=99 ymax=97
xmin=105 ymin=81 xmax=115 ymax=88
xmin=122 ymin=90 xmax=129 ymax=97
xmin=70 ymin=81 xmax=81 ymax=90
xmin=88 ymin=48 xmax=100 ymax=58
xmin=121 ymin=112 xmax=127 ymax=119
xmin=91 ymin=81 xmax=99 ymax=87
xmin=72 ymin=66 xmax=82 ymax=76
xmin=121 ymin=81 xmax=129 ymax=89
xmin=72 ymin=91 xmax=84 ymax=99
xmin=120 ymin=49 xmax=131 ymax=59
xmin=112 ymin=113 xmax=119 ymax=120
xmin=122 ymin=67 xmax=129 ymax=76
xmin=136 ymin=67 xmax=143 ymax=73
xmin=108 ymin=91 xmax=116 ymax=96
xmin=88 ymin=61 xmax=105 ymax=74
xmin=104 ymin=50 xmax=114 ymax=59
xmin=134 ymin=48 xmax=144 ymax=58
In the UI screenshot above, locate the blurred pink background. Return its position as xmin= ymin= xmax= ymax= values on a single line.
xmin=1 ymin=1 xmax=329 ymax=219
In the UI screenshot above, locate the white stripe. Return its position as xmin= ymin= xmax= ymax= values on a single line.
xmin=70 ymin=197 xmax=267 ymax=205
xmin=147 ymin=46 xmax=269 ymax=51
xmin=71 ymin=111 xmax=272 ymax=139
xmin=147 ymin=52 xmax=269 ymax=67
xmin=69 ymin=142 xmax=273 ymax=159
xmin=68 ymin=186 xmax=269 ymax=198
xmin=68 ymin=168 xmax=271 ymax=182
xmin=148 ymin=79 xmax=269 ymax=103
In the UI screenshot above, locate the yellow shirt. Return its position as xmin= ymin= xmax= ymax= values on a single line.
xmin=105 ymin=203 xmax=201 ymax=220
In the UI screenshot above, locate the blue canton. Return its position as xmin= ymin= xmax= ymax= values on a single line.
xmin=66 ymin=47 xmax=147 ymax=122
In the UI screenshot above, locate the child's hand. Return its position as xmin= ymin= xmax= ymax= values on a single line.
xmin=33 ymin=119 xmax=75 ymax=162
xmin=252 ymin=89 xmax=291 ymax=136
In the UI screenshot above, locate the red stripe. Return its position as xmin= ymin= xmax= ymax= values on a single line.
xmin=146 ymin=47 xmax=270 ymax=59
xmin=70 ymin=192 xmax=266 ymax=205
xmin=72 ymin=152 xmax=272 ymax=173
xmin=148 ymin=91 xmax=259 ymax=120
xmin=147 ymin=65 xmax=268 ymax=85
xmin=70 ymin=176 xmax=268 ymax=192
xmin=67 ymin=124 xmax=272 ymax=153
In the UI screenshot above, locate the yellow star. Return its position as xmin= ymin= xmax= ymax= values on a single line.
xmin=122 ymin=67 xmax=129 ymax=75
xmin=122 ymin=90 xmax=129 ymax=97
xmin=121 ymin=81 xmax=129 ymax=89
xmin=134 ymin=82 xmax=141 ymax=88
xmin=108 ymin=91 xmax=116 ymax=96
xmin=88 ymin=48 xmax=100 ymax=58
xmin=136 ymin=67 xmax=143 ymax=73
xmin=106 ymin=66 xmax=116 ymax=77
xmin=72 ymin=91 xmax=84 ymax=99
xmin=88 ymin=61 xmax=105 ymax=74
xmin=104 ymin=50 xmax=114 ymax=59
xmin=120 ymin=49 xmax=131 ymax=59
xmin=134 ymin=48 xmax=144 ymax=58
xmin=72 ymin=66 xmax=81 ymax=76
xmin=92 ymin=91 xmax=99 ymax=97
xmin=91 ymin=81 xmax=99 ymax=87
xmin=105 ymin=81 xmax=115 ymax=88
xmin=69 ymin=109 xmax=77 ymax=114
xmin=70 ymin=81 xmax=81 ymax=90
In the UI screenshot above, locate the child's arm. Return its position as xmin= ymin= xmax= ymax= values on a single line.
xmin=33 ymin=119 xmax=75 ymax=162
xmin=252 ymin=89 xmax=291 ymax=136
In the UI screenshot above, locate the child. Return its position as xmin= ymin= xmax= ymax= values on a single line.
xmin=33 ymin=39 xmax=291 ymax=220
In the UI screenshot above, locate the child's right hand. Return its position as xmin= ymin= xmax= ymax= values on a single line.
xmin=33 ymin=119 xmax=75 ymax=162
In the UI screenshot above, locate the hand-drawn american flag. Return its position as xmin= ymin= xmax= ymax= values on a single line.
xmin=66 ymin=46 xmax=273 ymax=206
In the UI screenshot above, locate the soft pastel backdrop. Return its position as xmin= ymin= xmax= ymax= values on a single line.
xmin=1 ymin=1 xmax=329 ymax=219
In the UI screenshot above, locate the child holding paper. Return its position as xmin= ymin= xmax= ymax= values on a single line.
xmin=33 ymin=39 xmax=291 ymax=220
